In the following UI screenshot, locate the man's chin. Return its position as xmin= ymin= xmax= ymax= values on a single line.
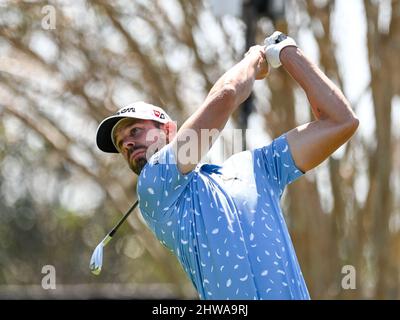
xmin=129 ymin=157 xmax=148 ymax=175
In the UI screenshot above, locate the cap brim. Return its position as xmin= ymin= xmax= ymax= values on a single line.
xmin=96 ymin=111 xmax=171 ymax=153
xmin=96 ymin=115 xmax=127 ymax=153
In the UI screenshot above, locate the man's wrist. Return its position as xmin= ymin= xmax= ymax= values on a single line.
xmin=243 ymin=51 xmax=268 ymax=79
xmin=264 ymin=32 xmax=297 ymax=68
xmin=279 ymin=46 xmax=301 ymax=67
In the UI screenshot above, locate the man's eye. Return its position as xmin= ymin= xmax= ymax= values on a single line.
xmin=130 ymin=128 xmax=142 ymax=136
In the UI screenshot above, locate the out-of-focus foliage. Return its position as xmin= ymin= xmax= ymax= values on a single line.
xmin=0 ymin=0 xmax=399 ymax=299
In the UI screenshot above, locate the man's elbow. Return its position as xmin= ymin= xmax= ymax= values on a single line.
xmin=350 ymin=115 xmax=359 ymax=132
xmin=342 ymin=111 xmax=359 ymax=139
xmin=347 ymin=105 xmax=359 ymax=131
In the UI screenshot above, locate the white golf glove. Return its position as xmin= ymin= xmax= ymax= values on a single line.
xmin=264 ymin=31 xmax=297 ymax=68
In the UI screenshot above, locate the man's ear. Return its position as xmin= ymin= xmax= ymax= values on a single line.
xmin=163 ymin=121 xmax=177 ymax=143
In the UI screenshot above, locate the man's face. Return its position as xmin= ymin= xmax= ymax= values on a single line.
xmin=113 ymin=119 xmax=167 ymax=175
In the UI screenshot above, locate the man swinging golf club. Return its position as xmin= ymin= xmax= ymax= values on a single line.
xmin=94 ymin=32 xmax=359 ymax=299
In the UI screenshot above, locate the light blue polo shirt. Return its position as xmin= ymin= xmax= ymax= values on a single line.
xmin=137 ymin=134 xmax=310 ymax=300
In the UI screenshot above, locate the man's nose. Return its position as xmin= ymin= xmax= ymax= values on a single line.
xmin=122 ymin=138 xmax=135 ymax=151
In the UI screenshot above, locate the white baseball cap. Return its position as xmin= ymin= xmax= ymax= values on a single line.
xmin=96 ymin=101 xmax=172 ymax=153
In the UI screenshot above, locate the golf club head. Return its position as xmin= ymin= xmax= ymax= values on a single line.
xmin=89 ymin=242 xmax=104 ymax=275
xmin=88 ymin=202 xmax=137 ymax=275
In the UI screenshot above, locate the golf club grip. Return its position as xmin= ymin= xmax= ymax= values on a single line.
xmin=108 ymin=200 xmax=139 ymax=237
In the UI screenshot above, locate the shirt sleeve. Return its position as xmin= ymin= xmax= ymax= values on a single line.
xmin=137 ymin=143 xmax=194 ymax=221
xmin=252 ymin=133 xmax=304 ymax=196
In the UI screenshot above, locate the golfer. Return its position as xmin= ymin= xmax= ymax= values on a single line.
xmin=96 ymin=32 xmax=359 ymax=299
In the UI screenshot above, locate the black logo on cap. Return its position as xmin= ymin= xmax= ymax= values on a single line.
xmin=115 ymin=107 xmax=135 ymax=115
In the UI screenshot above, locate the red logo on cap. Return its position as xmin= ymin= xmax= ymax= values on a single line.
xmin=153 ymin=110 xmax=160 ymax=117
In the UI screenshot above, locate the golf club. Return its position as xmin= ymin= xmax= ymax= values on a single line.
xmin=89 ymin=200 xmax=139 ymax=275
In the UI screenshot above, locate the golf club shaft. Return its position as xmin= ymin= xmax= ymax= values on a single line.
xmin=108 ymin=200 xmax=139 ymax=238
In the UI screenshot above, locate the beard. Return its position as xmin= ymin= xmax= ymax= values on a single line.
xmin=126 ymin=140 xmax=164 ymax=175
xmin=129 ymin=156 xmax=148 ymax=175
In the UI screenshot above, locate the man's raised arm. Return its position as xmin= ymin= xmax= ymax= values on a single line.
xmin=263 ymin=32 xmax=359 ymax=173
xmin=172 ymin=46 xmax=268 ymax=174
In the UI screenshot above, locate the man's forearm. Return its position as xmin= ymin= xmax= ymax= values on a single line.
xmin=205 ymin=53 xmax=260 ymax=108
xmin=280 ymin=46 xmax=357 ymax=124
xmin=182 ymin=52 xmax=262 ymax=136
xmin=175 ymin=46 xmax=266 ymax=174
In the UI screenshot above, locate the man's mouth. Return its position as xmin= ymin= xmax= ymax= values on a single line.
xmin=130 ymin=148 xmax=146 ymax=162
